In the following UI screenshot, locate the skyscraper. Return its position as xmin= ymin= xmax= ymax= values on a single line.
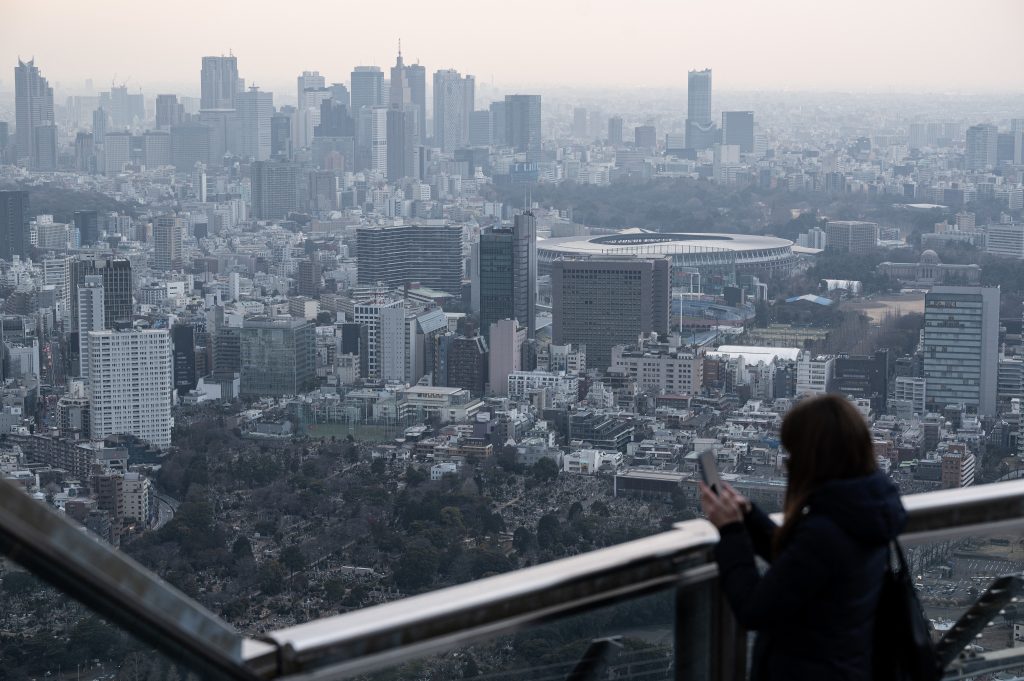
xmin=297 ymin=71 xmax=326 ymax=110
xmin=685 ymin=69 xmax=715 ymax=151
xmin=386 ymin=105 xmax=418 ymax=181
xmin=351 ymin=66 xmax=384 ymax=110
xmin=390 ymin=48 xmax=411 ymax=107
xmin=155 ymin=95 xmax=183 ymax=129
xmin=489 ymin=101 xmax=507 ymax=146
xmin=476 ymin=212 xmax=537 ymax=340
xmin=0 ymin=190 xmax=30 ymax=261
xmin=608 ymin=116 xmax=624 ymax=146
xmin=923 ymin=286 xmax=1000 ymax=416
xmin=504 ymin=94 xmax=542 ymax=160
xmin=357 ymin=222 xmax=463 ymax=294
xmin=552 ymin=255 xmax=671 ymax=370
xmin=722 ymin=111 xmax=754 ymax=153
xmin=468 ymin=110 xmax=493 ymax=147
xmin=92 ymin=107 xmax=109 ymax=140
xmin=405 ymin=63 xmax=427 ymax=140
xmin=70 ymin=255 xmax=133 ymax=330
xmin=200 ymin=55 xmax=240 ymax=110
xmin=433 ymin=69 xmax=474 ymax=152
xmin=103 ymin=132 xmax=132 ymax=175
xmin=235 ymin=86 xmax=273 ymax=161
xmin=238 ymin=318 xmax=316 ymax=397
xmin=15 ymin=59 xmax=55 ymax=166
xmin=251 ymin=161 xmax=300 ymax=220
xmin=368 ymin=106 xmax=389 ymax=176
xmin=153 ymin=215 xmax=185 ymax=271
xmin=86 ymin=329 xmax=173 ymax=448
xmin=32 ymin=123 xmax=57 ymax=171
xmin=965 ymin=124 xmax=998 ymax=171
xmin=171 ymin=323 xmax=197 ymax=393
xmin=271 ymin=111 xmax=293 ymax=159
xmin=76 ymin=275 xmax=104 ymax=380
xmin=74 ymin=210 xmax=100 ymax=246
xmin=634 ymin=125 xmax=656 ymax=152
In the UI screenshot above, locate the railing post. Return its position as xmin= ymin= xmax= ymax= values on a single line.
xmin=674 ymin=576 xmax=747 ymax=681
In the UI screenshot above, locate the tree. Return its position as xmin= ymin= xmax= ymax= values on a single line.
xmin=536 ymin=514 xmax=562 ymax=549
xmin=531 ymin=457 xmax=560 ymax=482
xmin=513 ymin=527 xmax=536 ymax=554
xmin=280 ymin=545 xmax=306 ymax=574
xmin=258 ymin=561 xmax=286 ymax=595
xmin=405 ymin=465 xmax=427 ymax=487
xmin=231 ymin=536 xmax=253 ymax=561
xmin=393 ymin=538 xmax=440 ymax=592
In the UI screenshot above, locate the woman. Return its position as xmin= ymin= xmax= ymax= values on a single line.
xmin=700 ymin=394 xmax=907 ymax=680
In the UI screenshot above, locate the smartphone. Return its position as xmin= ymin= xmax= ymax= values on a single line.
xmin=699 ymin=449 xmax=722 ymax=495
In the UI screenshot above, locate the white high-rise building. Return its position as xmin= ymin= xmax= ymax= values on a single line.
xmin=369 ymin=105 xmax=389 ymax=176
xmin=296 ymin=71 xmax=326 ymax=110
xmin=103 ymin=132 xmax=131 ymax=175
xmin=353 ymin=297 xmax=405 ymax=381
xmin=235 ymin=87 xmax=273 ymax=161
xmin=433 ymin=69 xmax=474 ymax=152
xmin=488 ymin=319 xmax=526 ymax=397
xmin=77 ymin=275 xmax=104 ymax=380
xmin=86 ymin=329 xmax=173 ymax=448
xmin=153 ymin=215 xmax=185 ymax=271
xmin=796 ymin=352 xmax=835 ymax=396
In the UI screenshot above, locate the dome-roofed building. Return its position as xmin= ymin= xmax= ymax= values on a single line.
xmin=878 ymin=250 xmax=980 ymax=287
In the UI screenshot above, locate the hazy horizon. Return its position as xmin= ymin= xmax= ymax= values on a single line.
xmin=2 ymin=0 xmax=1023 ymax=97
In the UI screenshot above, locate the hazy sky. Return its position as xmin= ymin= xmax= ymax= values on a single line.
xmin=3 ymin=0 xmax=1023 ymax=95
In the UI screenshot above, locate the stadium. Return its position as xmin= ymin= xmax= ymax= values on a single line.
xmin=538 ymin=229 xmax=799 ymax=291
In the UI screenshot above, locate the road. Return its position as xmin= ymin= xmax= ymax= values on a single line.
xmin=153 ymin=492 xmax=179 ymax=530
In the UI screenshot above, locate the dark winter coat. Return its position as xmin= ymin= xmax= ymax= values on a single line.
xmin=714 ymin=470 xmax=907 ymax=680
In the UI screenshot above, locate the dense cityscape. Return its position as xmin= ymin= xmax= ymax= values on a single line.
xmin=0 ymin=11 xmax=1023 ymax=679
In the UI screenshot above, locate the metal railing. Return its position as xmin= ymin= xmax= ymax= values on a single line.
xmin=1 ymin=477 xmax=1023 ymax=681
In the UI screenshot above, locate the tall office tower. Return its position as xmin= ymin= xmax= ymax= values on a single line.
xmin=238 ymin=318 xmax=316 ymax=397
xmin=32 ymin=124 xmax=57 ymax=171
xmin=434 ymin=334 xmax=488 ymax=395
xmin=488 ymin=319 xmax=526 ymax=396
xmin=489 ymin=101 xmax=507 ymax=146
xmin=316 ymin=99 xmax=354 ymax=137
xmin=76 ymin=275 xmax=104 ymax=379
xmin=551 ymin=255 xmax=671 ymax=370
xmin=685 ymin=69 xmax=715 ymax=151
xmin=722 ymin=111 xmax=754 ymax=153
xmin=171 ymin=323 xmax=197 ymax=393
xmin=103 ymin=132 xmax=132 ymax=175
xmin=354 ymin=297 xmax=405 ymax=381
xmin=200 ymin=55 xmax=240 ymax=110
xmin=434 ymin=69 xmax=474 ymax=152
xmin=389 ymin=48 xmax=411 ymax=107
xmin=923 ymin=286 xmax=1000 ymax=416
xmin=74 ymin=133 xmax=95 ymax=172
xmin=297 ymin=71 xmax=326 ymax=109
xmin=468 ymin=110 xmax=492 ymax=147
xmin=824 ymin=220 xmax=878 ymax=254
xmin=965 ymin=124 xmax=998 ymax=171
xmin=271 ymin=111 xmax=293 ymax=159
xmin=170 ymin=123 xmax=212 ymax=171
xmin=476 ymin=211 xmax=537 ymax=339
xmin=153 ymin=215 xmax=185 ymax=271
xmin=328 ymin=83 xmax=351 ymax=108
xmin=368 ymin=105 xmax=389 ymax=175
xmin=235 ymin=86 xmax=273 ymax=161
xmin=297 ymin=259 xmax=322 ymax=297
xmin=155 ymin=94 xmax=183 ymax=129
xmin=386 ymin=105 xmax=418 ymax=181
xmin=405 ymin=62 xmax=427 ymax=140
xmin=70 ymin=255 xmax=133 ymax=330
xmin=608 ymin=116 xmax=624 ymax=146
xmin=1012 ymin=118 xmax=1024 ymax=165
xmin=572 ymin=107 xmax=589 ymax=139
xmin=92 ymin=107 xmax=109 ymax=140
xmin=251 ymin=161 xmax=300 ymax=220
xmin=0 ymin=121 xmax=8 ymax=160
xmin=0 ymin=190 xmax=30 ymax=261
xmin=296 ymin=87 xmax=332 ymax=147
xmin=356 ymin=222 xmax=463 ymax=294
xmin=634 ymin=125 xmax=656 ymax=151
xmin=505 ymin=95 xmax=542 ymax=160
xmin=14 ymin=59 xmax=54 ymax=164
xmin=86 ymin=329 xmax=173 ymax=448
xmin=74 ymin=210 xmax=100 ymax=246
xmin=143 ymin=131 xmax=172 ymax=168
xmin=351 ymin=66 xmax=384 ymax=110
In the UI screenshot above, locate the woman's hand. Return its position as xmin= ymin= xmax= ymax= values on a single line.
xmin=700 ymin=482 xmax=747 ymax=528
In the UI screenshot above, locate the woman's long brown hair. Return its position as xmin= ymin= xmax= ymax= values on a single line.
xmin=775 ymin=394 xmax=877 ymax=553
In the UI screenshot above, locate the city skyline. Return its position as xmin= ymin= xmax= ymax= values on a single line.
xmin=2 ymin=0 xmax=1023 ymax=94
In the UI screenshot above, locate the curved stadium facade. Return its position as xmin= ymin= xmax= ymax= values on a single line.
xmin=538 ymin=230 xmax=798 ymax=290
